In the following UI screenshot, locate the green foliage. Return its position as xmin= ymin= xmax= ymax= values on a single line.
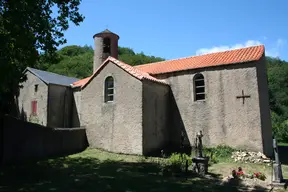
xmin=29 ymin=115 xmax=40 ymax=125
xmin=36 ymin=46 xmax=165 ymax=79
xmin=267 ymin=56 xmax=288 ymax=142
xmin=160 ymin=153 xmax=192 ymax=175
xmin=0 ymin=0 xmax=84 ymax=114
xmin=203 ymin=145 xmax=236 ymax=164
xmin=119 ymin=51 xmax=164 ymax=66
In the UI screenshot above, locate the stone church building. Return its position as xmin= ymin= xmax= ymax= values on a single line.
xmin=18 ymin=29 xmax=273 ymax=156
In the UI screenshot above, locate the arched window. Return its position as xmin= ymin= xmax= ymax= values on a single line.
xmin=104 ymin=76 xmax=114 ymax=102
xmin=103 ymin=37 xmax=111 ymax=54
xmin=194 ymin=73 xmax=205 ymax=101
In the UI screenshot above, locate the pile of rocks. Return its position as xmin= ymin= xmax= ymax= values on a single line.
xmin=231 ymin=151 xmax=272 ymax=164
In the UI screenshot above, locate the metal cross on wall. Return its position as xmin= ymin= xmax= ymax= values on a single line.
xmin=236 ymin=90 xmax=251 ymax=104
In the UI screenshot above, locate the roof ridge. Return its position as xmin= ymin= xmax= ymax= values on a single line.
xmin=77 ymin=56 xmax=169 ymax=88
xmin=107 ymin=57 xmax=168 ymax=85
xmin=27 ymin=67 xmax=79 ymax=80
xmin=135 ymin=45 xmax=265 ymax=75
xmin=136 ymin=45 xmax=264 ymax=67
xmin=26 ymin=67 xmax=80 ymax=87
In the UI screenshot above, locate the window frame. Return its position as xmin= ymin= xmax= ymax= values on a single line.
xmin=193 ymin=73 xmax=206 ymax=101
xmin=104 ymin=76 xmax=114 ymax=103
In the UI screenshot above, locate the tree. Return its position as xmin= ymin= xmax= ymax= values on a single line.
xmin=36 ymin=46 xmax=165 ymax=79
xmin=267 ymin=56 xmax=288 ymax=142
xmin=0 ymin=0 xmax=84 ymax=114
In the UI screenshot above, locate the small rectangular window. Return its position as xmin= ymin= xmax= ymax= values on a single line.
xmin=34 ymin=84 xmax=38 ymax=92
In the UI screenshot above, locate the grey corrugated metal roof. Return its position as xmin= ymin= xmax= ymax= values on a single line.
xmin=26 ymin=67 xmax=79 ymax=87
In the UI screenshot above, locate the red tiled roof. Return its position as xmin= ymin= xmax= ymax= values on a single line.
xmin=135 ymin=45 xmax=265 ymax=75
xmin=72 ymin=77 xmax=91 ymax=87
xmin=72 ymin=56 xmax=168 ymax=88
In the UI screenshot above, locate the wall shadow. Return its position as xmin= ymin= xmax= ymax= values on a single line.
xmin=164 ymin=89 xmax=192 ymax=156
xmin=19 ymin=106 xmax=27 ymax=121
xmin=0 ymin=157 xmax=270 ymax=192
xmin=71 ymin=89 xmax=80 ymax=128
xmin=1 ymin=115 xmax=88 ymax=165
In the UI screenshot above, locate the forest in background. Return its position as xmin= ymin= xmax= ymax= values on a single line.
xmin=36 ymin=45 xmax=288 ymax=143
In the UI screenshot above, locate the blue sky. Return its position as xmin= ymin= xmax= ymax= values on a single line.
xmin=60 ymin=0 xmax=288 ymax=61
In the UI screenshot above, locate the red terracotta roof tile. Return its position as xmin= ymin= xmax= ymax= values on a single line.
xmin=135 ymin=45 xmax=265 ymax=75
xmin=72 ymin=56 xmax=168 ymax=88
xmin=107 ymin=57 xmax=168 ymax=85
xmin=72 ymin=77 xmax=91 ymax=87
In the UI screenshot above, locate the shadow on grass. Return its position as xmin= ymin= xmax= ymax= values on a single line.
xmin=0 ymin=157 xmax=269 ymax=192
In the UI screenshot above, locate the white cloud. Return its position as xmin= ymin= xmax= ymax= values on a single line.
xmin=196 ymin=40 xmax=262 ymax=56
xmin=266 ymin=38 xmax=286 ymax=57
xmin=195 ymin=38 xmax=286 ymax=58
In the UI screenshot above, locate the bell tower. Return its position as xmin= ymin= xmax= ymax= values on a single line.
xmin=93 ymin=29 xmax=119 ymax=73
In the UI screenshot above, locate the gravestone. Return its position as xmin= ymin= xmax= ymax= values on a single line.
xmin=192 ymin=131 xmax=209 ymax=175
xmin=272 ymin=137 xmax=283 ymax=183
xmin=271 ymin=136 xmax=287 ymax=188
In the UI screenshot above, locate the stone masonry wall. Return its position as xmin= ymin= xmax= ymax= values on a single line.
xmin=71 ymin=87 xmax=82 ymax=127
xmin=142 ymin=80 xmax=170 ymax=155
xmin=1 ymin=115 xmax=87 ymax=165
xmin=81 ymin=61 xmax=143 ymax=155
xmin=93 ymin=34 xmax=119 ymax=73
xmin=255 ymin=56 xmax=273 ymax=156
xmin=17 ymin=71 xmax=48 ymax=126
xmin=156 ymin=59 xmax=272 ymax=156
xmin=47 ymin=84 xmax=72 ymax=128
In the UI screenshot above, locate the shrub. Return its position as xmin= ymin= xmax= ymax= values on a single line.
xmin=203 ymin=145 xmax=236 ymax=165
xmin=160 ymin=153 xmax=192 ymax=175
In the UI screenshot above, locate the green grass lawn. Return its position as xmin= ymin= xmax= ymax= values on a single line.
xmin=0 ymin=148 xmax=287 ymax=192
xmin=279 ymin=142 xmax=288 ymax=147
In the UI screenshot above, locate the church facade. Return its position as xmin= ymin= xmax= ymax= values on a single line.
xmin=18 ymin=29 xmax=273 ymax=157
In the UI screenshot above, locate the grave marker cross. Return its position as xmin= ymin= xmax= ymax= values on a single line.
xmin=236 ymin=90 xmax=251 ymax=104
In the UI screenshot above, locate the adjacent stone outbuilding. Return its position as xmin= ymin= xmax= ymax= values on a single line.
xmin=18 ymin=67 xmax=79 ymax=128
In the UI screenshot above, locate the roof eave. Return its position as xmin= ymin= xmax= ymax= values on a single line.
xmin=81 ymin=58 xmax=112 ymax=89
xmin=71 ymin=84 xmax=82 ymax=89
xmin=142 ymin=78 xmax=170 ymax=86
